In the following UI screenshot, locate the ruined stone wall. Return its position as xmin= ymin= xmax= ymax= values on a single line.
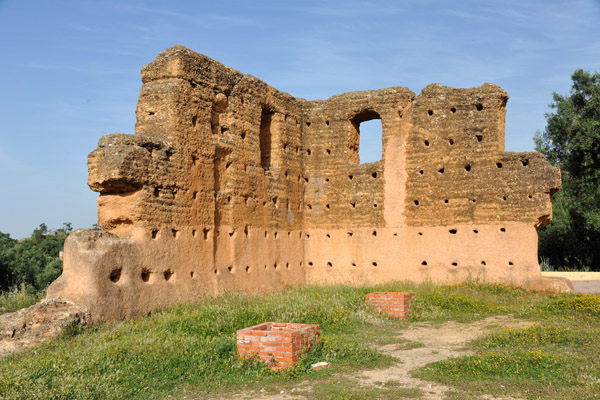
xmin=47 ymin=45 xmax=570 ymax=321
xmin=49 ymin=47 xmax=307 ymax=319
xmin=302 ymin=83 xmax=562 ymax=288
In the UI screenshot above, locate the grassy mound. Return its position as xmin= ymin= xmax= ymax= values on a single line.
xmin=1 ymin=282 xmax=598 ymax=400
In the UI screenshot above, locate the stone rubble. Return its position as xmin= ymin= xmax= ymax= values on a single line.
xmin=0 ymin=298 xmax=89 ymax=357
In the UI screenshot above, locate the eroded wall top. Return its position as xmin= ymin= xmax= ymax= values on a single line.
xmin=88 ymin=45 xmax=560 ymax=236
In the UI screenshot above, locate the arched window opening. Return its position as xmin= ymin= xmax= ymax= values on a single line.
xmin=259 ymin=107 xmax=273 ymax=169
xmin=349 ymin=110 xmax=382 ymax=164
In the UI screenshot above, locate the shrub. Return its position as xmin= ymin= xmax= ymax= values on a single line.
xmin=0 ymin=283 xmax=43 ymax=313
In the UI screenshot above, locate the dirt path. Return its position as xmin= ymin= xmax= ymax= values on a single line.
xmin=355 ymin=315 xmax=531 ymax=400
xmin=205 ymin=315 xmax=531 ymax=400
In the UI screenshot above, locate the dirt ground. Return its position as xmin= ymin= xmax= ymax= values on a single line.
xmin=355 ymin=315 xmax=531 ymax=400
xmin=202 ymin=315 xmax=533 ymax=400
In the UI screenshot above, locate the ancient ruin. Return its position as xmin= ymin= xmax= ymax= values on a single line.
xmin=47 ymin=45 xmax=571 ymax=321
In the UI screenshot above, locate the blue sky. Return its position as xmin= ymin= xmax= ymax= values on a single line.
xmin=0 ymin=0 xmax=599 ymax=239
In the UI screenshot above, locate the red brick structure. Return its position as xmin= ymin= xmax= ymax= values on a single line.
xmin=236 ymin=322 xmax=320 ymax=370
xmin=365 ymin=292 xmax=413 ymax=318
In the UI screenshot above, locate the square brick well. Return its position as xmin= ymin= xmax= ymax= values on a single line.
xmin=236 ymin=322 xmax=321 ymax=370
xmin=365 ymin=292 xmax=414 ymax=319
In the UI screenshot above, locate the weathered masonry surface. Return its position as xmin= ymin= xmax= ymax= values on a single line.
xmin=47 ymin=45 xmax=571 ymax=320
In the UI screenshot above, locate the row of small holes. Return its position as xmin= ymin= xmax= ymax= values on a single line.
xmin=306 ymin=203 xmax=380 ymax=210
xmin=183 ymin=173 xmax=379 ymax=191
xmin=421 ymin=260 xmax=514 ymax=267
xmin=415 ymin=228 xmax=504 ymax=236
xmin=214 ymin=261 xmax=303 ymax=275
xmin=413 ymin=195 xmax=533 ymax=205
xmin=113 ymin=257 xmax=516 ymax=282
xmin=423 ymin=135 xmax=482 ymax=147
xmin=306 ymin=148 xmax=335 ymax=155
xmin=239 ymin=196 xmax=301 ymax=211
xmin=304 ymin=229 xmax=507 ymax=238
xmin=152 ymin=230 xmax=466 ymax=240
xmin=447 ymin=228 xmax=506 ymax=234
xmin=305 ymin=120 xmax=331 ymax=127
xmin=306 ymin=262 xmax=379 ymax=268
xmin=153 ymin=228 xmax=508 ymax=241
xmin=305 ymin=230 xmax=390 ymax=238
xmin=417 ymin=159 xmax=529 ymax=175
xmin=427 ymin=104 xmax=483 ymax=116
xmin=213 ymin=127 xmax=303 ymax=154
xmin=303 ymin=172 xmax=380 ymax=181
xmin=304 ymin=231 xmax=399 ymax=239
xmin=347 ymin=172 xmax=378 ymax=180
xmin=152 ymin=229 xmax=304 ymax=240
xmin=109 ymin=268 xmax=174 ymax=283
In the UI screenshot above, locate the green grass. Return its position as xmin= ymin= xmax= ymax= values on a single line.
xmin=0 ymin=285 xmax=398 ymax=400
xmin=0 ymin=284 xmax=44 ymax=314
xmin=546 ymin=293 xmax=600 ymax=315
xmin=415 ymin=295 xmax=600 ymax=399
xmin=1 ymin=282 xmax=599 ymax=399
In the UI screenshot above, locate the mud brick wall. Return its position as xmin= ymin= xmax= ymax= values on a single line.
xmin=47 ymin=45 xmax=569 ymax=321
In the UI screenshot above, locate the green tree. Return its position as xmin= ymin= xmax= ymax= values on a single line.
xmin=31 ymin=223 xmax=49 ymax=244
xmin=54 ymin=222 xmax=73 ymax=237
xmin=535 ymin=69 xmax=600 ymax=271
xmin=0 ymin=232 xmax=18 ymax=289
xmin=0 ymin=223 xmax=72 ymax=292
